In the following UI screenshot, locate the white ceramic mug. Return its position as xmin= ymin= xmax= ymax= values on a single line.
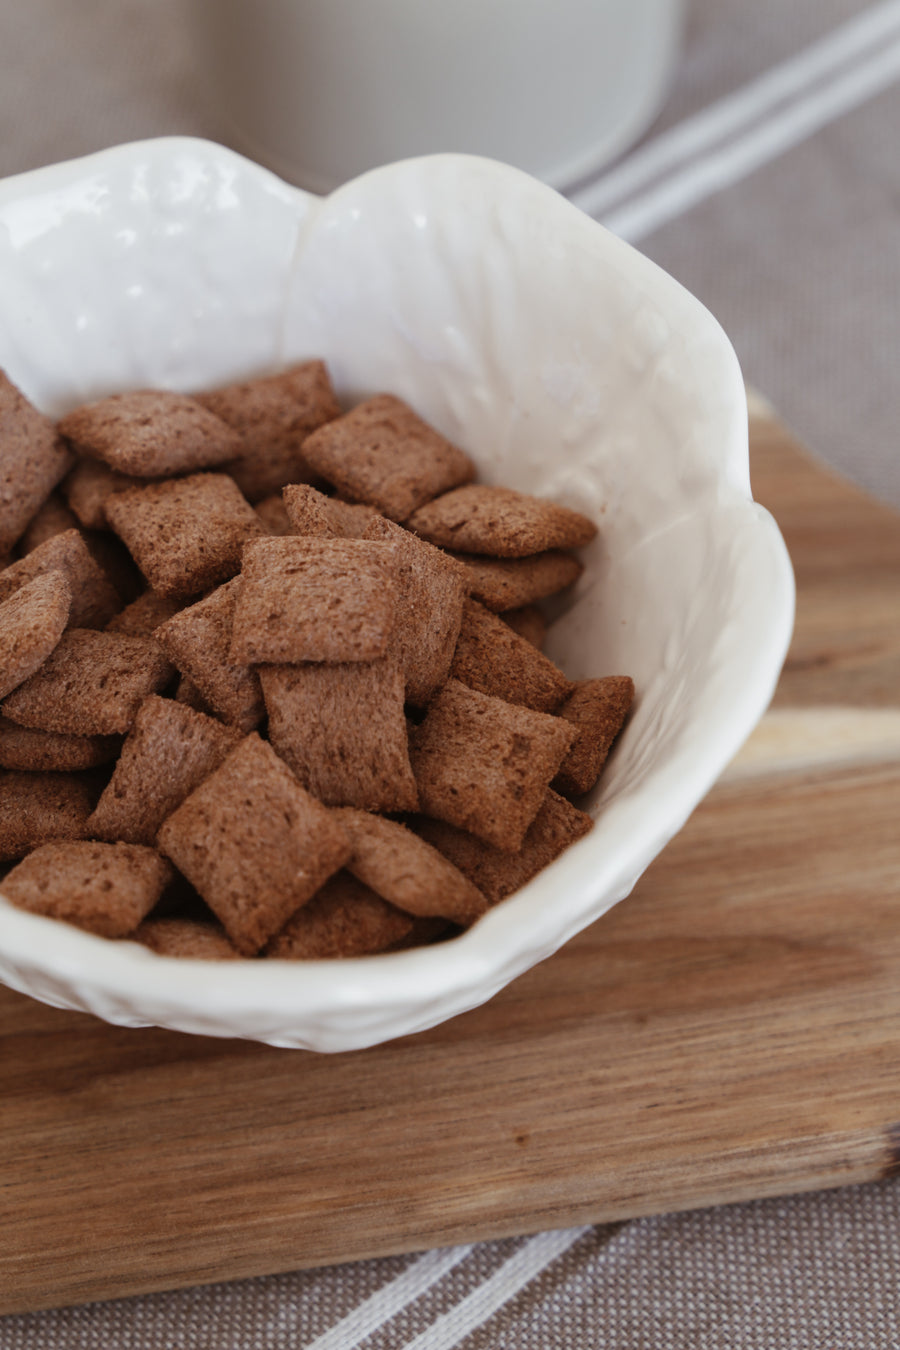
xmin=187 ymin=0 xmax=685 ymax=194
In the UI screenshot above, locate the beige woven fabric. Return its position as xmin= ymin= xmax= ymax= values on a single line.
xmin=2 ymin=0 xmax=900 ymax=1344
xmin=3 ymin=1186 xmax=900 ymax=1346
xmin=637 ymin=0 xmax=900 ymax=510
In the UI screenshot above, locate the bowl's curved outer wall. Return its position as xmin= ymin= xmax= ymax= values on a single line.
xmin=0 ymin=140 xmax=794 ymax=1050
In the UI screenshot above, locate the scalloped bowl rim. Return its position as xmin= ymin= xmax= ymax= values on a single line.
xmin=0 ymin=139 xmax=795 ymax=1050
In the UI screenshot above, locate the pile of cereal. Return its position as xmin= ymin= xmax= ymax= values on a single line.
xmin=0 ymin=364 xmax=633 ymax=960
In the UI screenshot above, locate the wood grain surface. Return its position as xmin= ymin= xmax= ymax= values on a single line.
xmin=4 ymin=408 xmax=900 ymax=1315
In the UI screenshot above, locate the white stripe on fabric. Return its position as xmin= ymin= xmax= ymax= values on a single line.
xmin=600 ymin=32 xmax=900 ymax=243
xmin=398 ymin=1227 xmax=591 ymax=1350
xmin=302 ymin=1244 xmax=474 ymax=1350
xmin=572 ymin=0 xmax=900 ymax=218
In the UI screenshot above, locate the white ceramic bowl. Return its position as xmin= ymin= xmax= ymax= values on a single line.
xmin=0 ymin=138 xmax=794 ymax=1051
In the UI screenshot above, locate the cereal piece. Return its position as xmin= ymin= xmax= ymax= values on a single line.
xmin=362 ymin=516 xmax=467 ymax=706
xmin=0 ymin=370 xmax=73 ymax=553
xmin=19 ymin=492 xmax=79 ymax=554
xmin=173 ymin=674 xmax=215 ymax=715
xmin=0 ymin=716 xmax=120 ymax=771
xmin=302 ymin=394 xmax=475 ymax=522
xmin=261 ymin=657 xmax=419 ymax=812
xmin=2 ymin=629 xmax=172 ymax=736
xmin=415 ymin=789 xmax=594 ymax=904
xmin=282 ymin=483 xmax=379 ymax=539
xmin=501 ymin=605 xmax=547 ymax=648
xmin=196 ymin=359 xmax=340 ymax=501
xmin=87 ymin=695 xmax=242 ymax=846
xmin=105 ymin=589 xmax=182 ymax=638
xmin=334 ymin=807 xmax=488 ymax=926
xmin=406 ymin=484 xmax=597 ymax=557
xmin=147 ymin=867 xmax=213 ymax=921
xmin=105 ymin=473 xmax=264 ymax=600
xmin=2 ymin=840 xmax=172 ymax=937
xmin=0 ymin=529 xmax=121 ymax=628
xmin=58 ymin=389 xmax=242 ymax=477
xmin=408 ymin=679 xmax=576 ymax=852
xmin=450 ymin=598 xmax=572 ymax=712
xmin=0 ymin=571 xmax=71 ymax=700
xmin=63 ymin=458 xmax=139 ymax=529
xmin=266 ymin=872 xmax=413 ymax=960
xmin=156 ymin=580 xmax=264 ymax=731
xmin=81 ymin=531 xmax=144 ymax=606
xmin=231 ymin=537 xmax=398 ymax=665
xmin=102 ymin=590 xmax=176 ymax=689
xmin=389 ymin=916 xmax=454 ymax=950
xmin=553 ymin=676 xmax=635 ymax=795
xmin=254 ymin=494 xmax=295 ymax=537
xmin=451 ymin=550 xmax=583 ymax=611
xmin=157 ymin=733 xmax=352 ymax=955
xmin=131 ymin=916 xmax=242 ymax=959
xmin=0 ymin=771 xmax=96 ymax=860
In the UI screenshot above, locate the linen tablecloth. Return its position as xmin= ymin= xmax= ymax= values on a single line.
xmin=2 ymin=1 xmax=899 ymax=1344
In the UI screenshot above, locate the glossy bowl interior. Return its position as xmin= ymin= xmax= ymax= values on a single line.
xmin=0 ymin=139 xmax=794 ymax=1050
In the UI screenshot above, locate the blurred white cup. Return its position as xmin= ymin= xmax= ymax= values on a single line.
xmin=187 ymin=0 xmax=685 ymax=194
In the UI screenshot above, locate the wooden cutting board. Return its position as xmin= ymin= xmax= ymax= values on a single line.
xmin=4 ymin=404 xmax=900 ymax=1316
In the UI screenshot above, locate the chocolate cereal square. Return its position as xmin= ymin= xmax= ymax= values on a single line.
xmin=0 ymin=370 xmax=74 ymax=553
xmin=196 ymin=359 xmax=340 ymax=501
xmin=19 ymin=492 xmax=79 ymax=554
xmin=415 ymin=789 xmax=594 ymax=904
xmin=408 ymin=679 xmax=576 ymax=852
xmin=501 ymin=605 xmax=546 ymax=648
xmin=282 ymin=484 xmax=379 ymax=539
xmin=450 ymin=598 xmax=572 ymax=712
xmin=105 ymin=473 xmax=264 ymax=600
xmin=0 ymin=529 xmax=121 ymax=629
xmin=58 ymin=389 xmax=242 ymax=477
xmin=390 ymin=916 xmax=455 ymax=950
xmin=266 ymin=872 xmax=413 ymax=960
xmin=173 ymin=674 xmax=215 ymax=716
xmin=87 ymin=695 xmax=242 ymax=846
xmin=157 ymin=733 xmax=352 ymax=955
xmin=553 ymin=676 xmax=635 ymax=796
xmin=0 ymin=571 xmax=71 ymax=700
xmin=155 ymin=579 xmax=264 ymax=732
xmin=105 ymin=589 xmax=183 ymax=638
xmin=301 ymin=394 xmax=475 ymax=522
xmin=231 ymin=537 xmax=398 ymax=665
xmin=452 ymin=550 xmax=583 ymax=611
xmin=406 ymin=484 xmax=597 ymax=557
xmin=254 ymin=494 xmax=295 ymax=537
xmin=261 ymin=657 xmax=419 ymax=812
xmin=0 ymin=771 xmax=97 ymax=861
xmin=334 ymin=807 xmax=488 ymax=926
xmin=81 ymin=531 xmax=144 ymax=607
xmin=362 ymin=516 xmax=467 ymax=706
xmin=132 ymin=916 xmax=241 ymax=960
xmin=2 ymin=840 xmax=172 ymax=937
xmin=101 ymin=591 xmax=177 ymax=692
xmin=63 ymin=458 xmax=138 ymax=529
xmin=0 ymin=717 xmax=120 ymax=772
xmin=2 ymin=629 xmax=172 ymax=736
